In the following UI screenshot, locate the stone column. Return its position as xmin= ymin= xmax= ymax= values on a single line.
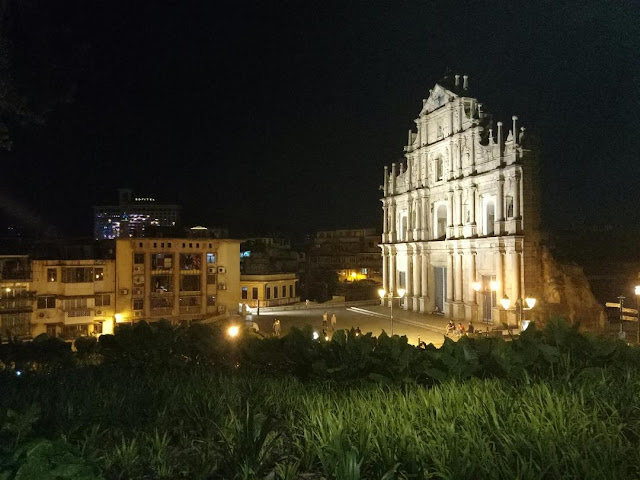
xmin=470 ymin=128 xmax=476 ymax=172
xmin=421 ymin=195 xmax=428 ymax=240
xmin=496 ymin=177 xmax=504 ymax=221
xmin=495 ymin=251 xmax=504 ymax=299
xmin=382 ymin=202 xmax=388 ymax=242
xmin=470 ymin=185 xmax=476 ymax=224
xmin=455 ymin=253 xmax=463 ymax=302
xmin=511 ymin=250 xmax=521 ymax=303
xmin=421 ymin=250 xmax=429 ymax=312
xmin=383 ymin=165 xmax=389 ymax=196
xmin=405 ymin=248 xmax=412 ymax=310
xmin=468 ymin=252 xmax=477 ymax=303
xmin=389 ymin=202 xmax=396 ymax=243
xmin=389 ymin=251 xmax=396 ymax=301
xmin=381 ymin=250 xmax=388 ymax=305
xmin=446 ymin=253 xmax=454 ymax=303
xmin=457 ymin=187 xmax=463 ymax=227
xmin=413 ymin=246 xmax=421 ymax=311
xmin=513 ymin=174 xmax=521 ymax=219
xmin=447 ymin=191 xmax=454 ymax=227
xmin=390 ymin=163 xmax=396 ymax=195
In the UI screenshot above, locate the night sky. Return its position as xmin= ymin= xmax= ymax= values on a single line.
xmin=1 ymin=1 xmax=639 ymax=238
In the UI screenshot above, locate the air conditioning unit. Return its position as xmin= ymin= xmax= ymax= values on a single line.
xmin=207 ymin=267 xmax=216 ymax=274
xmin=38 ymin=312 xmax=45 ymax=318
xmin=134 ymin=311 xmax=143 ymax=318
xmin=133 ymin=265 xmax=144 ymax=273
xmin=132 ymin=288 xmax=143 ymax=296
xmin=96 ymin=310 xmax=103 ymax=316
xmin=218 ymin=283 xmax=227 ymax=290
xmin=217 ymin=266 xmax=226 ymax=274
xmin=119 ymin=289 xmax=129 ymax=295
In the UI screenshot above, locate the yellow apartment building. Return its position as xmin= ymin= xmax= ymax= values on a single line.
xmin=115 ymin=238 xmax=241 ymax=324
xmin=31 ymin=259 xmax=116 ymax=338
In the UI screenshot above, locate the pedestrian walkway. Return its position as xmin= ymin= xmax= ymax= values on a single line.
xmin=350 ymin=304 xmax=452 ymax=334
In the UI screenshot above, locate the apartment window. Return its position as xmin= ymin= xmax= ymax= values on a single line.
xmin=206 ymin=253 xmax=216 ymax=264
xmin=241 ymin=287 xmax=248 ymax=300
xmin=62 ymin=267 xmax=94 ymax=283
xmin=180 ymin=274 xmax=201 ymax=292
xmin=168 ymin=243 xmax=172 ymax=248
xmin=252 ymin=287 xmax=258 ymax=300
xmin=64 ymin=298 xmax=87 ymax=309
xmin=151 ymin=274 xmax=173 ymax=292
xmin=273 ymin=287 xmax=278 ymax=299
xmin=94 ymin=323 xmax=103 ymax=334
xmin=36 ymin=296 xmax=56 ymax=309
xmin=207 ymin=295 xmax=216 ymax=306
xmin=196 ymin=243 xmax=199 ymax=248
xmin=207 ymin=274 xmax=217 ymax=285
xmin=289 ymin=285 xmax=293 ymax=298
xmin=134 ymin=254 xmax=145 ymax=264
xmin=133 ymin=299 xmax=144 ymax=310
xmin=94 ymin=268 xmax=104 ymax=281
xmin=189 ymin=243 xmax=192 ymax=248
xmin=153 ymin=243 xmax=157 ymax=248
xmin=139 ymin=242 xmax=143 ymax=247
xmin=180 ymin=253 xmax=201 ymax=270
xmin=266 ymin=287 xmax=271 ymax=300
xmin=282 ymin=286 xmax=286 ymax=298
xmin=182 ymin=243 xmax=186 ymax=248
xmin=151 ymin=253 xmax=173 ymax=270
xmin=179 ymin=296 xmax=201 ymax=307
xmin=208 ymin=243 xmax=212 ymax=248
xmin=95 ymin=294 xmax=110 ymax=307
xmin=47 ymin=268 xmax=57 ymax=282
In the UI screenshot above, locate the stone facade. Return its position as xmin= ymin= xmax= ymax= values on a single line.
xmin=380 ymin=75 xmax=543 ymax=326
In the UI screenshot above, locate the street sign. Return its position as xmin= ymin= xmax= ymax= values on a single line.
xmin=622 ymin=315 xmax=639 ymax=322
xmin=623 ymin=307 xmax=639 ymax=315
xmin=606 ymin=302 xmax=621 ymax=308
xmin=605 ymin=303 xmax=638 ymax=314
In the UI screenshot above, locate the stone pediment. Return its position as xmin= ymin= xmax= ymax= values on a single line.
xmin=420 ymin=84 xmax=458 ymax=116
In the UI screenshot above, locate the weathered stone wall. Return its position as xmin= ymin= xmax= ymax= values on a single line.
xmin=540 ymin=246 xmax=605 ymax=331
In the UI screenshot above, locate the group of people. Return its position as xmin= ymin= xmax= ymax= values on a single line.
xmin=446 ymin=320 xmax=475 ymax=336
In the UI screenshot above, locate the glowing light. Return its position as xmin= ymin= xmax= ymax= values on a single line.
xmin=521 ymin=320 xmax=531 ymax=331
xmin=378 ymin=288 xmax=386 ymax=298
xmin=635 ymin=286 xmax=640 ymax=296
xmin=5 ymin=288 xmax=10 ymax=293
xmin=500 ymin=297 xmax=511 ymax=310
xmin=227 ymin=325 xmax=240 ymax=338
xmin=472 ymin=282 xmax=481 ymax=292
xmin=313 ymin=331 xmax=319 ymax=340
xmin=15 ymin=370 xmax=22 ymax=377
xmin=397 ymin=288 xmax=406 ymax=298
xmin=489 ymin=281 xmax=499 ymax=291
xmin=525 ymin=297 xmax=537 ymax=309
xmin=114 ymin=314 xmax=124 ymax=323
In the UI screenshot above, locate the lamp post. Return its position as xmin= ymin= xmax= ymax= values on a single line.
xmin=499 ymin=295 xmax=536 ymax=329
xmin=635 ymin=286 xmax=640 ymax=344
xmin=378 ymin=288 xmax=406 ymax=336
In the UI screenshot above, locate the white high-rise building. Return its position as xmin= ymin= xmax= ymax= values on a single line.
xmin=380 ymin=74 xmax=542 ymax=325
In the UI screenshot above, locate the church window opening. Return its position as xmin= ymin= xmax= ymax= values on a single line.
xmin=435 ymin=157 xmax=443 ymax=181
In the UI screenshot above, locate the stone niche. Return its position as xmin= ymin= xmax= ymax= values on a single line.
xmin=540 ymin=247 xmax=605 ymax=332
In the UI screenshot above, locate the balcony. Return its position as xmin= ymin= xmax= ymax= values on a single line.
xmin=64 ymin=309 xmax=94 ymax=325
xmin=151 ymin=307 xmax=173 ymax=317
xmin=179 ymin=306 xmax=201 ymax=315
xmin=0 ymin=298 xmax=33 ymax=313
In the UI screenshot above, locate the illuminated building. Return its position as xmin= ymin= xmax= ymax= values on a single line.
xmin=240 ymin=273 xmax=299 ymax=309
xmin=31 ymin=258 xmax=116 ymax=338
xmin=0 ymin=256 xmax=33 ymax=339
xmin=94 ymin=188 xmax=180 ymax=239
xmin=380 ymin=74 xmax=542 ymax=324
xmin=114 ymin=237 xmax=241 ymax=323
xmin=308 ymin=229 xmax=381 ymax=282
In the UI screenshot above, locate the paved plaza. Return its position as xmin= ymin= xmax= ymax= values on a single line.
xmin=243 ymin=304 xmax=481 ymax=347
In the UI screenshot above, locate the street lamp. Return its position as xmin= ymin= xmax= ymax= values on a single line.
xmin=635 ymin=285 xmax=640 ymax=344
xmin=500 ymin=295 xmax=537 ymax=329
xmin=378 ymin=288 xmax=406 ymax=336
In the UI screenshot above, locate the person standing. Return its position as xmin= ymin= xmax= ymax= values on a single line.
xmin=274 ymin=319 xmax=281 ymax=337
xmin=322 ymin=311 xmax=328 ymax=329
xmin=330 ymin=313 xmax=337 ymax=331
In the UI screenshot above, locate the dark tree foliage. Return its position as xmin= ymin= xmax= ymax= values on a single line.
xmin=0 ymin=0 xmax=88 ymax=149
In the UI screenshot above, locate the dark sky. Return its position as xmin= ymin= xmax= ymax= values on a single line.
xmin=1 ymin=0 xmax=639 ymax=237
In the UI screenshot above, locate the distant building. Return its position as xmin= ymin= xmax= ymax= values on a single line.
xmin=241 ymin=237 xmax=304 ymax=275
xmin=0 ymin=256 xmax=33 ymax=339
xmin=187 ymin=225 xmax=230 ymax=239
xmin=0 ymin=236 xmax=243 ymax=340
xmin=31 ymin=258 xmax=116 ymax=339
xmin=308 ymin=229 xmax=381 ymax=282
xmin=240 ymin=273 xmax=299 ymax=308
xmin=94 ymin=188 xmax=180 ymax=239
